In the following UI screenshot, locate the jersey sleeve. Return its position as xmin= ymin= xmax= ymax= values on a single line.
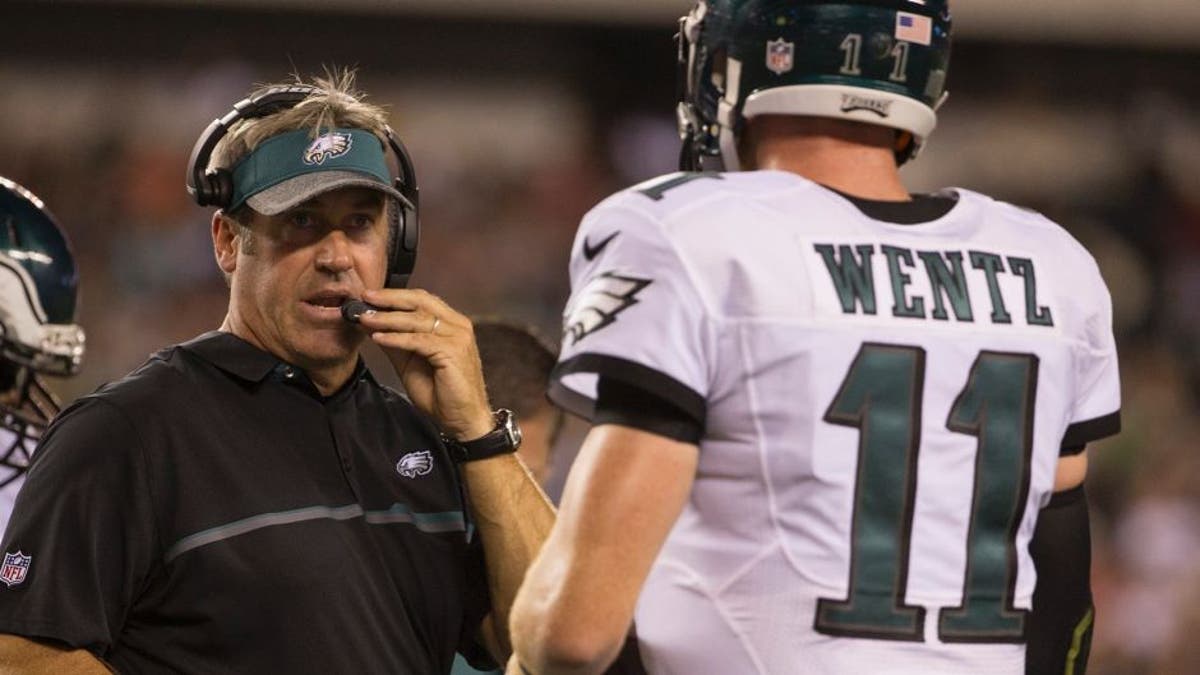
xmin=595 ymin=377 xmax=704 ymax=444
xmin=549 ymin=201 xmax=711 ymax=431
xmin=0 ymin=397 xmax=159 ymax=654
xmin=1062 ymin=261 xmax=1121 ymax=450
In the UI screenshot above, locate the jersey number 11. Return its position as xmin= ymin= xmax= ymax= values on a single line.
xmin=815 ymin=343 xmax=1037 ymax=644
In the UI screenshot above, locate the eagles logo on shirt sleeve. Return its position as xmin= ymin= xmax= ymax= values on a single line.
xmin=563 ymin=271 xmax=652 ymax=346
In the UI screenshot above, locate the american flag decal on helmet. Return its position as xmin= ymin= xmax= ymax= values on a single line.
xmin=564 ymin=271 xmax=652 ymax=346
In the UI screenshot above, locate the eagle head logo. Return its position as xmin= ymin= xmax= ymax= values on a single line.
xmin=563 ymin=271 xmax=652 ymax=346
xmin=395 ymin=450 xmax=434 ymax=479
xmin=303 ymin=132 xmax=354 ymax=165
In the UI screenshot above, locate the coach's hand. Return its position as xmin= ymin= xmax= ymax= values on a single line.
xmin=356 ymin=288 xmax=494 ymax=441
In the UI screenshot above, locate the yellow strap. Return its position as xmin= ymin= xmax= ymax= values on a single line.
xmin=1063 ymin=605 xmax=1095 ymax=675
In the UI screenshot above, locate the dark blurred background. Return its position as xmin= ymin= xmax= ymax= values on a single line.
xmin=3 ymin=1 xmax=1198 ymax=672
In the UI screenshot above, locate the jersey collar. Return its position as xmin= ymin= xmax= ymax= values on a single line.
xmin=823 ymin=185 xmax=960 ymax=225
xmin=179 ymin=331 xmax=284 ymax=383
xmin=179 ymin=331 xmax=369 ymax=392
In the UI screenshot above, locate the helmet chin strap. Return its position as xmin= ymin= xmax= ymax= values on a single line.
xmin=676 ymin=3 xmax=710 ymax=172
xmin=719 ymin=123 xmax=742 ymax=172
xmin=716 ymin=58 xmax=745 ymax=171
xmin=676 ymin=102 xmax=705 ymax=172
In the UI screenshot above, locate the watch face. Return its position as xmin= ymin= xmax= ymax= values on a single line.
xmin=501 ymin=409 xmax=523 ymax=450
xmin=448 ymin=410 xmax=522 ymax=463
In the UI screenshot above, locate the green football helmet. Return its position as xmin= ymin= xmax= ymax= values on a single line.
xmin=0 ymin=177 xmax=82 ymax=486
xmin=0 ymin=177 xmax=84 ymax=378
xmin=677 ymin=0 xmax=952 ymax=170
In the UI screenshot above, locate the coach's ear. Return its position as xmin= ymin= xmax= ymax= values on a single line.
xmin=213 ymin=211 xmax=240 ymax=275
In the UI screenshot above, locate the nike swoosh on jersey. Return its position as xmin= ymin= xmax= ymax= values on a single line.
xmin=582 ymin=232 xmax=620 ymax=261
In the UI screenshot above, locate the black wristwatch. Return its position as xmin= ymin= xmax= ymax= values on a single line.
xmin=443 ymin=409 xmax=522 ymax=463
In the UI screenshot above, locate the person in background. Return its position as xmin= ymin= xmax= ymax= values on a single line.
xmin=0 ymin=177 xmax=85 ymax=542
xmin=0 ymin=72 xmax=554 ymax=674
xmin=511 ymin=2 xmax=1119 ymax=674
xmin=474 ymin=320 xmax=563 ymax=486
xmin=453 ymin=319 xmax=562 ymax=675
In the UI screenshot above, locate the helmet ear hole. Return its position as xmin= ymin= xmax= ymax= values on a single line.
xmin=710 ymin=48 xmax=728 ymax=91
xmin=894 ymin=130 xmax=917 ymax=165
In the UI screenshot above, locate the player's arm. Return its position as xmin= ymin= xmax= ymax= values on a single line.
xmin=1026 ymin=251 xmax=1121 ymax=674
xmin=1026 ymin=448 xmax=1094 ymax=675
xmin=461 ymin=453 xmax=557 ymax=660
xmin=0 ymin=635 xmax=112 ymax=674
xmin=511 ymin=374 xmax=700 ymax=675
xmin=1053 ymin=451 xmax=1087 ymax=493
xmin=509 ymin=423 xmax=697 ymax=675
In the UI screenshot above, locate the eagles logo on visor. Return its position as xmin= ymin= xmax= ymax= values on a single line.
xmin=227 ymin=128 xmax=402 ymax=214
xmin=303 ymin=132 xmax=354 ymax=166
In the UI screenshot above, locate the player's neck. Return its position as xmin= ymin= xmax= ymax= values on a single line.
xmin=745 ymin=117 xmax=910 ymax=202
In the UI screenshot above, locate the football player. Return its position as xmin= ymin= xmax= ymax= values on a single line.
xmin=0 ymin=177 xmax=85 ymax=540
xmin=510 ymin=2 xmax=1118 ymax=674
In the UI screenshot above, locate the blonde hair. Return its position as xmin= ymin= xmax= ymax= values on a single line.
xmin=210 ymin=68 xmax=391 ymax=174
xmin=210 ymin=69 xmax=398 ymax=271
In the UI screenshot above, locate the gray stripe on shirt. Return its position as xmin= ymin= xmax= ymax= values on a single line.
xmin=164 ymin=503 xmax=465 ymax=563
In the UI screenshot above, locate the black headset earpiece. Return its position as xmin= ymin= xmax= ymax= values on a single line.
xmin=380 ymin=125 xmax=420 ymax=289
xmin=186 ymin=86 xmax=316 ymax=208
xmin=186 ymin=85 xmax=420 ymax=287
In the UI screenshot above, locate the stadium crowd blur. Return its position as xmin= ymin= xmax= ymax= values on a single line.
xmin=2 ymin=4 xmax=1198 ymax=673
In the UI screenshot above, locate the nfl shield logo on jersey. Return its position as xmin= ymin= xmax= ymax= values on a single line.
xmin=396 ymin=451 xmax=434 ymax=479
xmin=766 ymin=38 xmax=795 ymax=75
xmin=0 ymin=551 xmax=31 ymax=587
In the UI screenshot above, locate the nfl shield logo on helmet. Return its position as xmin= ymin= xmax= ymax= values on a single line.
xmin=0 ymin=551 xmax=31 ymax=587
xmin=303 ymin=131 xmax=354 ymax=165
xmin=766 ymin=38 xmax=795 ymax=75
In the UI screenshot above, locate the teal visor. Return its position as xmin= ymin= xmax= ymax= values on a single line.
xmin=228 ymin=128 xmax=402 ymax=215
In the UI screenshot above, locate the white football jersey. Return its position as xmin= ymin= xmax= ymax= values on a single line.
xmin=550 ymin=170 xmax=1121 ymax=675
xmin=0 ymin=426 xmax=34 ymax=542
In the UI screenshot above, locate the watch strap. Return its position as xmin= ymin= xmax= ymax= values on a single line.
xmin=444 ymin=409 xmax=521 ymax=463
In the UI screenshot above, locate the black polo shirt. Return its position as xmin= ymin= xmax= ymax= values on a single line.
xmin=0 ymin=331 xmax=495 ymax=674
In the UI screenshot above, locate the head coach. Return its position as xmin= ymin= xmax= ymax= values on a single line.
xmin=0 ymin=71 xmax=554 ymax=674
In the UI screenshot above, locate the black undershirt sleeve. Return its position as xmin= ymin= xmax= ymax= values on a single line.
xmin=594 ymin=377 xmax=703 ymax=445
xmin=1026 ymin=485 xmax=1094 ymax=675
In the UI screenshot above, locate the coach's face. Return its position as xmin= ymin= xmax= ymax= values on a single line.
xmin=214 ymin=187 xmax=390 ymax=383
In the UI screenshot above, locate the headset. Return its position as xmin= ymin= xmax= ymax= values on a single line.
xmin=186 ymin=85 xmax=420 ymax=288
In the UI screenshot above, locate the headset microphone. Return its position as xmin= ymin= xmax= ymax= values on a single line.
xmin=340 ymin=299 xmax=382 ymax=324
